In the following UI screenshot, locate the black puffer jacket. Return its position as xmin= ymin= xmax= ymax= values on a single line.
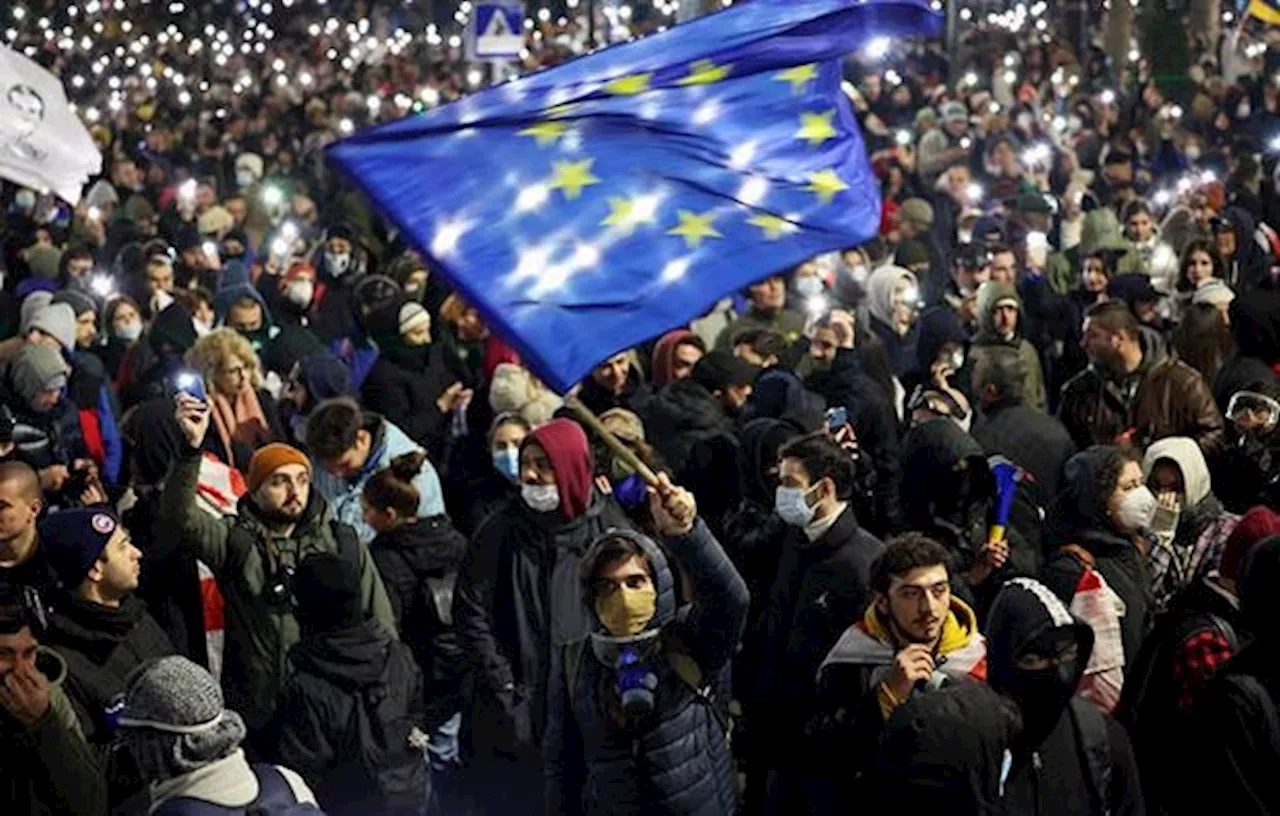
xmin=986 ymin=579 xmax=1145 ymax=816
xmin=276 ymin=619 xmax=427 ymax=816
xmin=543 ymin=521 xmax=748 ymax=816
xmin=973 ymin=398 xmax=1077 ymax=511
xmin=370 ymin=516 xmax=469 ymax=729
xmin=456 ymin=491 xmax=633 ymax=762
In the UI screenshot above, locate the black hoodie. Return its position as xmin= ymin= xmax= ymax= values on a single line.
xmin=986 ymin=578 xmax=1145 ymax=816
xmin=369 ymin=516 xmax=468 ymax=729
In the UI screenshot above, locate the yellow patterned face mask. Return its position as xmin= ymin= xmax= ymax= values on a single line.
xmin=594 ymin=583 xmax=656 ymax=637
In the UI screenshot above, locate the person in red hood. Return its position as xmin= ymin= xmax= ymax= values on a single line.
xmin=650 ymin=330 xmax=706 ymax=391
xmin=454 ymin=417 xmax=633 ymax=814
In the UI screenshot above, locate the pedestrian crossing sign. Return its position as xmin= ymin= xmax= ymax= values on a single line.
xmin=471 ymin=2 xmax=525 ymax=60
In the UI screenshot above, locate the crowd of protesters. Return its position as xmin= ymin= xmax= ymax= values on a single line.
xmin=2 ymin=0 xmax=1280 ymax=814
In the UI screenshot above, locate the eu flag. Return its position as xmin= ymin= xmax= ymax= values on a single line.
xmin=329 ymin=0 xmax=942 ymax=394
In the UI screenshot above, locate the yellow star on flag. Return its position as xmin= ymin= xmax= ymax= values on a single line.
xmin=545 ymin=102 xmax=581 ymax=118
xmin=677 ymin=59 xmax=733 ymax=87
xmin=806 ymin=169 xmax=849 ymax=204
xmin=550 ymin=159 xmax=600 ymax=201
xmin=667 ymin=209 xmax=722 ymax=248
xmin=601 ymin=196 xmax=658 ymax=234
xmin=519 ymin=120 xmax=570 ymax=147
xmin=796 ymin=110 xmax=838 ymax=147
xmin=775 ymin=63 xmax=818 ymax=94
xmin=604 ymin=73 xmax=653 ymax=95
xmin=747 ymin=213 xmax=800 ymax=240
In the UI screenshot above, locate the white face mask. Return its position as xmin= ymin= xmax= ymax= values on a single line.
xmin=235 ymin=169 xmax=258 ymax=189
xmin=795 ymin=276 xmax=824 ymax=297
xmin=1236 ymin=100 xmax=1251 ymax=119
xmin=1114 ymin=485 xmax=1157 ymax=533
xmin=521 ymin=482 xmax=560 ymax=513
xmin=1185 ymin=145 xmax=1202 ymax=161
xmin=150 ymin=289 xmax=174 ymax=315
xmin=325 ymin=251 xmax=351 ymax=276
xmin=283 ymin=280 xmax=315 ymax=308
xmin=114 ymin=321 xmax=143 ymax=343
xmin=193 ymin=318 xmax=213 ymax=337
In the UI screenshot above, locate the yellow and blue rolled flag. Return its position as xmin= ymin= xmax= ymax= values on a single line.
xmin=1248 ymin=0 xmax=1280 ymax=24
xmin=329 ymin=0 xmax=942 ymax=393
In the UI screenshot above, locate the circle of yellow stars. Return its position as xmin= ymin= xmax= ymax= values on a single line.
xmin=507 ymin=60 xmax=850 ymax=250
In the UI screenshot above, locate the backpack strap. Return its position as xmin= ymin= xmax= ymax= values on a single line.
xmin=667 ymin=651 xmax=731 ymax=742
xmin=1068 ymin=697 xmax=1113 ymax=816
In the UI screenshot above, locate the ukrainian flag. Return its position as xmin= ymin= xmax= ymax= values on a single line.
xmin=1248 ymin=0 xmax=1280 ymax=24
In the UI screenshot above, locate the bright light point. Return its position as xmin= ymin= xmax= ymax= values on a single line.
xmin=1153 ymin=189 xmax=1173 ymax=206
xmin=806 ymin=294 xmax=828 ymax=315
xmin=661 ymin=257 xmax=692 ymax=283
xmin=966 ymin=182 xmax=984 ymax=202
xmin=1003 ymin=70 xmax=1017 ymax=84
xmin=693 ymin=99 xmax=721 ymax=125
xmin=339 ymin=118 xmax=354 ymax=135
xmin=895 ymin=130 xmax=912 ymax=146
xmin=1176 ymin=177 xmax=1193 ymax=194
xmin=432 ymin=219 xmax=472 ymax=257
xmin=963 ymin=71 xmax=978 ymax=86
xmin=1269 ymin=134 xmax=1280 ymax=153
xmin=467 ymin=69 xmax=483 ymax=87
xmin=510 ymin=244 xmax=553 ymax=285
xmin=739 ymin=176 xmax=769 ymax=206
xmin=572 ymin=243 xmax=600 ymax=268
xmin=863 ymin=36 xmax=890 ymax=61
xmin=515 ymin=184 xmax=550 ymax=212
xmin=89 ymin=275 xmax=114 ymax=297
xmin=729 ymin=141 xmax=757 ymax=170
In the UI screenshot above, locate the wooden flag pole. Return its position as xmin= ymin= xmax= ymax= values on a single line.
xmin=564 ymin=394 xmax=660 ymax=488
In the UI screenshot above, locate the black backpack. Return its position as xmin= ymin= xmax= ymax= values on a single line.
xmin=348 ymin=644 xmax=428 ymax=809
xmin=152 ymin=764 xmax=323 ymax=815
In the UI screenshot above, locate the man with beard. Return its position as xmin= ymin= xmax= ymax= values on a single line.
xmin=986 ymin=578 xmax=1145 ymax=815
xmin=1059 ymin=300 xmax=1225 ymax=457
xmin=163 ymin=395 xmax=396 ymax=743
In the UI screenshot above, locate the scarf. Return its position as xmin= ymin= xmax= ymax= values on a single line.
xmin=210 ymin=387 xmax=270 ymax=465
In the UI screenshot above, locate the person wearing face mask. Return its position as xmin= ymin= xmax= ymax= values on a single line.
xmin=458 ymin=412 xmax=531 ymax=537
xmin=1213 ymin=386 xmax=1280 ymax=513
xmin=311 ymin=224 xmax=369 ymax=345
xmin=218 ymin=263 xmax=324 ymax=380
xmin=815 ymin=534 xmax=988 ymax=807
xmin=863 ymin=265 xmax=921 ymax=383
xmin=1060 ymin=300 xmax=1225 ymax=456
xmin=269 ymin=260 xmax=319 ymax=332
xmin=361 ymin=295 xmax=472 ymax=459
xmin=1042 ymin=446 xmax=1155 ymax=713
xmin=454 ymin=417 xmax=632 ymax=813
xmin=1141 ymin=437 xmax=1239 ymax=612
xmin=745 ymin=433 xmax=885 ymax=813
xmin=986 ymin=578 xmax=1145 ymax=816
xmin=544 ymin=481 xmax=748 ymax=816
xmin=99 ymin=296 xmax=143 ymax=382
xmin=971 ymin=281 xmax=1047 ymax=411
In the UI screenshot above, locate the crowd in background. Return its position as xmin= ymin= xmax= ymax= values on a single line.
xmin=2 ymin=0 xmax=1280 ymax=814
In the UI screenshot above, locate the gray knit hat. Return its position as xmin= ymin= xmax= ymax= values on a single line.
xmin=116 ymin=657 xmax=248 ymax=783
xmin=18 ymin=291 xmax=54 ymax=333
xmin=52 ymin=289 xmax=96 ymax=318
xmin=8 ymin=344 xmax=70 ymax=408
xmin=26 ymin=303 xmax=76 ymax=351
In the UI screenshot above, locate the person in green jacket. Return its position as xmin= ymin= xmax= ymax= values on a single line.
xmin=1 ymin=581 xmax=106 ymax=816
xmin=163 ymin=394 xmax=396 ymax=739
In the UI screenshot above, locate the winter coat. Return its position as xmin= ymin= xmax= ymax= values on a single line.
xmin=750 ymin=506 xmax=884 ymax=773
xmin=259 ymin=323 xmax=328 ymax=378
xmin=986 ymin=579 xmax=1146 ymax=816
xmin=361 ymin=341 xmax=462 ymax=459
xmin=161 ymin=448 xmax=397 ymax=733
xmin=713 ymin=306 xmax=807 ymax=351
xmin=543 ymin=520 xmax=748 ymax=816
xmin=276 ymin=620 xmax=427 ymax=815
xmin=641 ymin=379 xmax=742 ymax=536
xmin=311 ymin=414 xmax=446 ymax=545
xmin=575 ymin=365 xmax=653 ymax=418
xmin=971 ymin=281 xmax=1048 ymax=412
xmin=147 ymin=749 xmax=318 ymax=814
xmin=456 ymin=491 xmax=633 ymax=762
xmin=805 ymin=348 xmax=903 ymax=536
xmin=0 ymin=647 xmax=106 ymax=816
xmin=66 ymin=350 xmax=124 ymax=486
xmin=865 ymin=265 xmax=922 ymax=382
xmin=1058 ymin=329 xmax=1226 ymax=458
xmin=370 ymin=516 xmax=469 ymax=729
xmin=0 ymin=363 xmax=90 ymax=478
xmin=1219 ymin=207 xmax=1269 ymax=291
xmin=973 ymin=399 xmax=1076 ymax=511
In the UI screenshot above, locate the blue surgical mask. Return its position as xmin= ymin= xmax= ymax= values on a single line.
xmin=492 ymin=448 xmax=519 ymax=481
xmin=775 ymin=484 xmax=818 ymax=527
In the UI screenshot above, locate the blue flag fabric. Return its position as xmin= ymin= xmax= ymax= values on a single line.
xmin=329 ymin=0 xmax=942 ymax=394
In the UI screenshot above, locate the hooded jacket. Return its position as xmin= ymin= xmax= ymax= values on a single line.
xmin=1 ymin=646 xmax=107 ymax=816
xmin=1041 ymin=447 xmax=1153 ymax=669
xmin=1142 ymin=437 xmax=1238 ymax=610
xmin=1218 ymin=207 xmax=1269 ymax=291
xmin=972 ymin=282 xmax=1047 ymax=411
xmin=543 ymin=521 xmax=748 ymax=816
xmin=972 ymin=390 xmax=1076 ymax=513
xmin=370 ymin=516 xmax=469 ymax=728
xmin=1058 ymin=325 xmax=1226 ymax=457
xmin=864 ymin=265 xmax=921 ymax=380
xmin=649 ymin=330 xmax=700 ymax=390
xmin=456 ymin=418 xmax=633 ymax=764
xmin=750 ymin=504 xmax=885 ymax=772
xmin=986 ymin=578 xmax=1144 ymax=816
xmin=161 ymin=448 xmax=397 ymax=733
xmin=276 ymin=619 xmax=427 ymax=815
xmin=311 ymin=413 xmax=446 ymax=545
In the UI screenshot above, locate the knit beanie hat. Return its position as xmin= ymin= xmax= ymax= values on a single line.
xmin=27 ymin=303 xmax=76 ymax=351
xmin=894 ymin=239 xmax=932 ymax=269
xmin=1219 ymin=505 xmax=1280 ymax=585
xmin=398 ymin=300 xmax=431 ymax=337
xmin=488 ymin=363 xmax=563 ymax=427
xmin=245 ymin=443 xmax=311 ymax=495
xmin=899 ymin=198 xmax=935 ymax=230
xmin=197 ymin=206 xmax=234 ymax=238
xmin=294 ymin=552 xmax=364 ymax=632
xmin=117 ymin=656 xmax=248 ymax=783
xmin=19 ymin=291 xmax=55 ymax=333
xmin=25 ymin=246 xmax=63 ymax=281
xmin=52 ymin=290 xmax=96 ymax=318
xmin=39 ymin=509 xmax=120 ymax=591
xmin=9 ymin=344 xmax=70 ymax=408
xmin=297 ymin=352 xmax=352 ymax=405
